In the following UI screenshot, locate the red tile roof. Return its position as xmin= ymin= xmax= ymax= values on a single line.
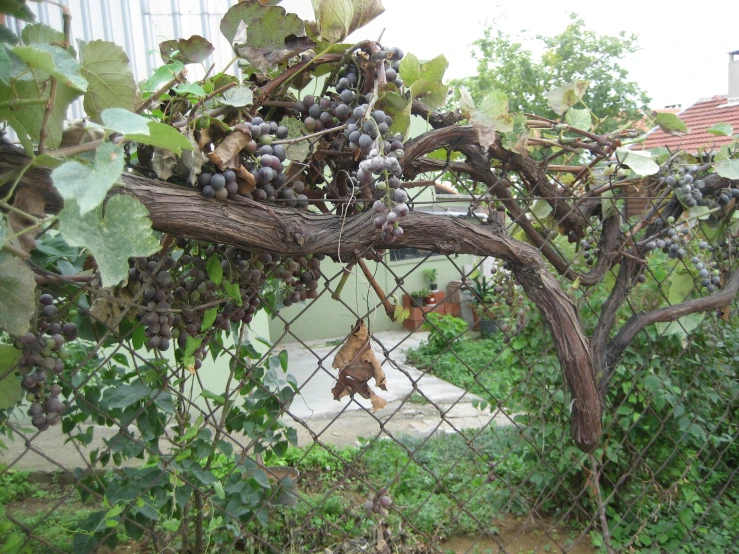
xmin=639 ymin=95 xmax=739 ymax=152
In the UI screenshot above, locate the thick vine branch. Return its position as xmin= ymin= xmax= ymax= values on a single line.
xmin=603 ymin=267 xmax=739 ymax=381
xmin=0 ymin=148 xmax=601 ymax=452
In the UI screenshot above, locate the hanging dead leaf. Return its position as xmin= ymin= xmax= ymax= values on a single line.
xmin=331 ymin=321 xmax=387 ymax=412
xmin=720 ymin=305 xmax=730 ymax=322
xmin=235 ymin=165 xmax=257 ymax=194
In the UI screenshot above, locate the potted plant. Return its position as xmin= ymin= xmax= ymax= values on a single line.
xmin=423 ymin=268 xmax=439 ymax=305
xmin=410 ymin=288 xmax=430 ymax=308
xmin=468 ymin=275 xmax=502 ymax=338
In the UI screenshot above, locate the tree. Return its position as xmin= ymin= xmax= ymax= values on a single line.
xmin=455 ymin=13 xmax=651 ymax=130
xmin=0 ymin=0 xmax=738 ymax=552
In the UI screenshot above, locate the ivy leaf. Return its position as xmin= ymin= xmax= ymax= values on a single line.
xmin=615 ymin=148 xmax=659 ymax=177
xmin=58 ymin=196 xmax=160 ymax=287
xmin=281 ymin=117 xmax=310 ymax=162
xmin=81 ymin=40 xmax=137 ymax=121
xmin=470 ymin=90 xmax=513 ymax=149
xmin=715 ymin=159 xmax=739 ymax=180
xmin=706 ymin=123 xmax=733 ymax=137
xmin=220 ymin=85 xmax=254 ymax=108
xmin=546 ymin=80 xmax=589 ymax=115
xmin=126 ymin=122 xmax=193 ymax=156
xmin=565 ymin=107 xmax=591 ymax=131
xmin=159 ymin=35 xmax=214 ymax=65
xmin=13 ymin=43 xmax=87 ymax=91
xmin=0 ymin=252 xmax=36 ymax=336
xmin=100 ymin=108 xmax=150 ymax=136
xmin=0 ymin=345 xmax=22 ymax=409
xmin=654 ymin=112 xmax=688 ymax=136
xmin=52 ymin=142 xmax=125 ymax=215
xmin=221 ymin=1 xmax=315 ymax=74
xmin=106 ymin=383 xmax=152 ymax=409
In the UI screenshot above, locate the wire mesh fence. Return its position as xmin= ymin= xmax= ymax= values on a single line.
xmin=2 ymin=169 xmax=738 ymax=554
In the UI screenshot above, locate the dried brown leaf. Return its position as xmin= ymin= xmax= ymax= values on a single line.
xmin=210 ymin=129 xmax=252 ymax=170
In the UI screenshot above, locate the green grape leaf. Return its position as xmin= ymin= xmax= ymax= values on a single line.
xmin=21 ymin=23 xmax=65 ymax=49
xmin=58 ymin=196 xmax=160 ymax=287
xmin=201 ymin=307 xmax=218 ymax=332
xmin=0 ymin=0 xmax=35 ymax=21
xmin=0 ymin=345 xmax=22 ymax=409
xmin=143 ymin=61 xmax=184 ymax=93
xmin=615 ymin=148 xmax=659 ymax=177
xmin=52 ymin=142 xmax=125 ymax=215
xmin=654 ymin=112 xmax=688 ymax=135
xmin=0 ymin=44 xmax=9 ymax=85
xmin=0 ymin=78 xmax=82 ymax=149
xmin=656 ymin=312 xmax=704 ymax=338
xmin=101 ymin=108 xmax=150 ymax=135
xmin=668 ymin=271 xmax=694 ymax=305
xmin=546 ymin=80 xmax=589 ymax=115
xmin=222 ymin=280 xmax=242 ymax=306
xmin=0 ymin=252 xmax=36 ymax=336
xmin=13 ymin=43 xmax=87 ymax=91
xmin=501 ymin=113 xmax=529 ymax=155
xmin=377 ymin=91 xmax=411 ymax=137
xmin=706 ymin=123 xmax=733 ymax=137
xmin=159 ymin=35 xmax=214 ymax=65
xmin=311 ymin=0 xmax=352 ymax=43
xmin=81 ymin=40 xmax=137 ymax=121
xmin=175 ymin=83 xmax=206 ymax=98
xmin=399 ymin=53 xmax=448 ymax=89
xmin=0 ymin=24 xmax=19 ymax=46
xmin=206 ymin=255 xmax=223 ymax=285
xmin=126 ymin=122 xmax=193 ymax=156
xmin=715 ymin=159 xmax=739 ymax=180
xmin=184 ymin=335 xmax=203 ymax=358
xmin=409 ymin=79 xmax=448 ymax=110
xmin=221 ymin=1 xmax=315 ymax=74
xmin=220 ymin=84 xmax=254 ymax=108
xmin=347 ymin=0 xmax=385 ymax=36
xmin=470 ymin=90 xmax=513 ymax=149
xmin=281 ymin=117 xmax=310 ymax=162
xmin=530 ymin=199 xmax=553 ymax=220
xmin=565 ymin=107 xmax=592 ymax=131
xmin=393 ymin=304 xmax=410 ymax=323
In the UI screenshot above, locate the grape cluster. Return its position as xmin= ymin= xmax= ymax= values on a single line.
xmin=129 ymin=255 xmax=177 ymax=352
xmin=665 ymin=171 xmax=705 ymax=209
xmin=382 ymin=48 xmax=405 ymax=88
xmin=297 ymin=94 xmax=354 ymax=133
xmin=372 ymin=187 xmax=409 ymax=243
xmin=198 ymin=169 xmax=238 ymax=200
xmin=579 ymin=238 xmax=599 ymax=266
xmin=16 ymin=294 xmax=78 ymax=430
xmin=363 ymin=487 xmax=392 ymax=517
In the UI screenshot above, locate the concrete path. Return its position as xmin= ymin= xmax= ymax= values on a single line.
xmin=0 ymin=330 xmax=510 ymax=471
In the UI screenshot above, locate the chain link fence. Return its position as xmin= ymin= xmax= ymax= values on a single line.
xmin=2 ymin=169 xmax=738 ymax=554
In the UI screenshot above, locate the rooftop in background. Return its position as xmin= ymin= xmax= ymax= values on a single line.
xmin=639 ymin=95 xmax=739 ymax=152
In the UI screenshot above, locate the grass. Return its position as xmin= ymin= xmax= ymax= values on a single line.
xmin=406 ymin=337 xmax=526 ymax=406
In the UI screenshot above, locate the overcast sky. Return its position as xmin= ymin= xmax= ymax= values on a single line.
xmin=280 ymin=0 xmax=739 ymax=111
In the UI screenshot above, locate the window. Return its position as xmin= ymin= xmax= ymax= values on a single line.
xmin=388 ymin=248 xmax=442 ymax=262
